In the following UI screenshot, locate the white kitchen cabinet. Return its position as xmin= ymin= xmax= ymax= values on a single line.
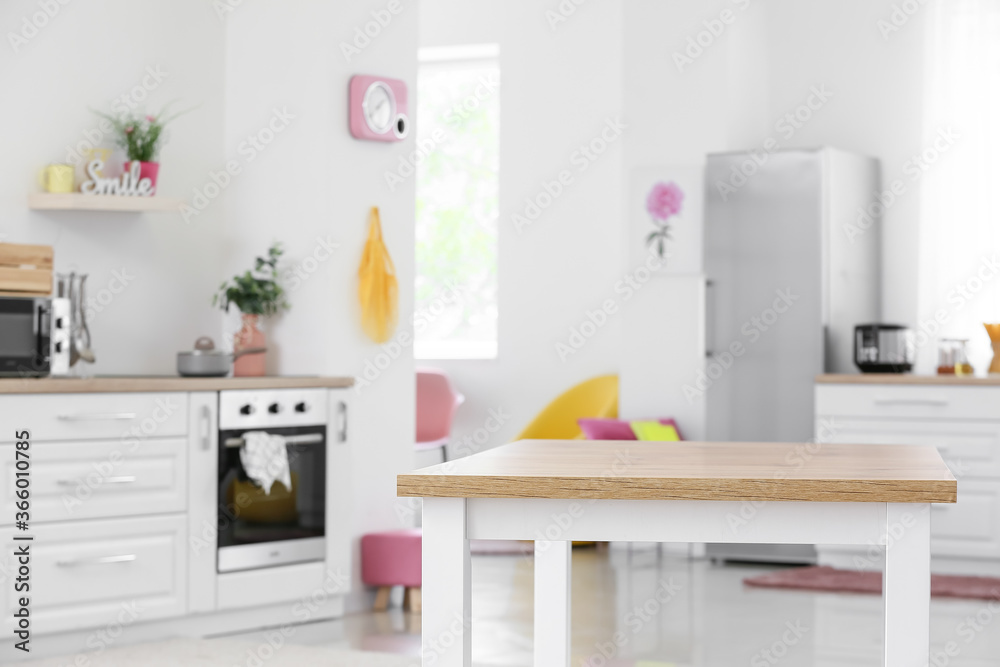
xmin=816 ymin=380 xmax=1000 ymax=572
xmin=0 ymin=380 xmax=354 ymax=661
xmin=186 ymin=392 xmax=218 ymax=614
xmin=813 ymin=592 xmax=1000 ymax=666
xmin=817 ymin=417 xmax=1000 ymax=478
xmin=325 ymin=390 xmax=352 ymax=595
xmin=0 ymin=514 xmax=187 ymax=636
xmin=816 ymin=383 xmax=1000 ymax=421
xmin=216 ymin=561 xmax=329 ymax=611
xmin=0 ymin=437 xmax=187 ymax=523
xmin=931 ymin=479 xmax=1000 ymax=557
xmin=0 ymin=392 xmax=188 ymax=442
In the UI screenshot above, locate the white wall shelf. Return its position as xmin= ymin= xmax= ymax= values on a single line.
xmin=28 ymin=193 xmax=183 ymax=213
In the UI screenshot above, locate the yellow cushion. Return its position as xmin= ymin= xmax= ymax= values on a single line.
xmin=630 ymin=420 xmax=680 ymax=441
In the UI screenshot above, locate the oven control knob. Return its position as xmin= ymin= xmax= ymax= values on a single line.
xmin=294 ymin=402 xmax=308 ymax=413
xmin=239 ymin=404 xmax=254 ymax=416
xmin=55 ymin=317 xmax=65 ymax=329
xmin=268 ymin=403 xmax=281 ymax=414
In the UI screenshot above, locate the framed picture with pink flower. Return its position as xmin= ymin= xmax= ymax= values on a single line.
xmin=629 ymin=165 xmax=703 ymax=274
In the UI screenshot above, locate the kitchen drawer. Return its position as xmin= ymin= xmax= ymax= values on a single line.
xmin=0 ymin=392 xmax=188 ymax=443
xmin=816 ymin=384 xmax=1000 ymax=421
xmin=932 ymin=479 xmax=1000 ymax=558
xmin=0 ymin=514 xmax=186 ymax=636
xmin=816 ymin=418 xmax=1000 ymax=479
xmin=0 ymin=438 xmax=187 ymax=523
xmin=815 ymin=594 xmax=1000 ymax=667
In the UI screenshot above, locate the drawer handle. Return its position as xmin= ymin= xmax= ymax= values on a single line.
xmin=57 ymin=412 xmax=138 ymax=421
xmin=873 ymin=398 xmax=949 ymax=406
xmin=56 ymin=476 xmax=136 ymax=487
xmin=338 ymin=401 xmax=348 ymax=443
xmin=56 ymin=554 xmax=137 ymax=567
xmin=200 ymin=405 xmax=212 ymax=451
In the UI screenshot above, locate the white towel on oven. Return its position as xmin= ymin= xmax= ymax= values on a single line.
xmin=239 ymin=431 xmax=291 ymax=495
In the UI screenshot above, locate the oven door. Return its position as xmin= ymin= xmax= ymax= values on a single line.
xmin=0 ymin=297 xmax=50 ymax=377
xmin=217 ymin=424 xmax=327 ymax=573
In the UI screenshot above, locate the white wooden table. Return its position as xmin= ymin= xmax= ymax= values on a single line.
xmin=397 ymin=440 xmax=957 ymax=667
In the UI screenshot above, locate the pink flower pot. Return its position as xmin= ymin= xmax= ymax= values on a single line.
xmin=233 ymin=314 xmax=267 ymax=377
xmin=124 ymin=161 xmax=159 ymax=194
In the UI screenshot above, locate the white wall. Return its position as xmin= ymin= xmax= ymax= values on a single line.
xmin=618 ymin=0 xmax=929 ymax=437
xmin=224 ymin=0 xmax=417 ymax=611
xmin=0 ymin=0 xmax=227 ymax=373
xmin=422 ymin=0 xmax=929 ymax=447
xmin=1 ymin=0 xmax=417 ymax=614
xmin=723 ymin=0 xmax=925 ymax=330
xmin=420 ymin=0 xmax=625 ymax=450
xmin=618 ymin=1 xmax=737 ymax=437
xmin=753 ymin=0 xmax=926 ymax=330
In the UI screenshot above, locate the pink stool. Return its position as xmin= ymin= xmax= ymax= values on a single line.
xmin=361 ymin=528 xmax=422 ymax=612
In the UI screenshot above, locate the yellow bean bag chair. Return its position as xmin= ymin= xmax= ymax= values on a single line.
xmin=513 ymin=374 xmax=618 ymax=441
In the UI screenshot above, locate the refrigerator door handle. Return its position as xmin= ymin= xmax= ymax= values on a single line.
xmin=705 ymin=279 xmax=716 ymax=357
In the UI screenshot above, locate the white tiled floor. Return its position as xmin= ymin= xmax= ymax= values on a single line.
xmin=224 ymin=547 xmax=1000 ymax=666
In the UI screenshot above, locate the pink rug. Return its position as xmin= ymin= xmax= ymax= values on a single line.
xmin=744 ymin=565 xmax=1000 ymax=601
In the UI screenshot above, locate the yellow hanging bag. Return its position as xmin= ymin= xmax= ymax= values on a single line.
xmin=358 ymin=206 xmax=398 ymax=343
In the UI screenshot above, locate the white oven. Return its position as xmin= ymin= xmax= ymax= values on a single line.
xmin=216 ymin=389 xmax=329 ymax=573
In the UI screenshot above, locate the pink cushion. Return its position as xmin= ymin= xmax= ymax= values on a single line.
xmin=578 ymin=418 xmax=636 ymax=440
xmin=577 ymin=417 xmax=683 ymax=440
xmin=361 ymin=529 xmax=422 ymax=588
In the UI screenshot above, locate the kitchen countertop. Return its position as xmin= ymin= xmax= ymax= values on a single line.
xmin=817 ymin=373 xmax=1000 ymax=386
xmin=0 ymin=375 xmax=355 ymax=394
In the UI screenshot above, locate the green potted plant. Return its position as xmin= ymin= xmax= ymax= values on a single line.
xmin=94 ymin=103 xmax=190 ymax=194
xmin=213 ymin=243 xmax=288 ymax=377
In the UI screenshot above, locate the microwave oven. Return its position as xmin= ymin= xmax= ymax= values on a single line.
xmin=0 ymin=296 xmax=57 ymax=377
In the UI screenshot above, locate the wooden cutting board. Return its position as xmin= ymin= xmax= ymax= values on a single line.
xmin=0 ymin=243 xmax=53 ymax=296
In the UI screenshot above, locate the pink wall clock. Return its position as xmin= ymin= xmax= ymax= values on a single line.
xmin=349 ymin=74 xmax=409 ymax=142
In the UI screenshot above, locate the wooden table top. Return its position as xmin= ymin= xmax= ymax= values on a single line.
xmin=397 ymin=440 xmax=957 ymax=503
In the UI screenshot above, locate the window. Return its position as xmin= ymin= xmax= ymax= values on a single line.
xmin=414 ymin=44 xmax=500 ymax=360
xmin=920 ymin=1 xmax=1000 ymax=372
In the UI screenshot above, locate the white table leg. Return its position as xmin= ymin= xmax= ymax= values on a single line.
xmin=534 ymin=540 xmax=571 ymax=666
xmin=423 ymin=497 xmax=471 ymax=667
xmin=884 ymin=503 xmax=930 ymax=667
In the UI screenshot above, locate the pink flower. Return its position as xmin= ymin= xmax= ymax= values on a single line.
xmin=125 ymin=126 xmax=134 ymax=134
xmin=646 ymin=181 xmax=684 ymax=222
xmin=146 ymin=115 xmax=156 ymax=122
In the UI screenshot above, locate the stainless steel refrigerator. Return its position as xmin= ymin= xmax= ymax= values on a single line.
xmin=703 ymin=148 xmax=880 ymax=564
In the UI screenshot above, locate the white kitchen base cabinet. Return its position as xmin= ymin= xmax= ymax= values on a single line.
xmin=1 ymin=514 xmax=187 ymax=636
xmin=0 ymin=392 xmax=189 ymax=443
xmin=816 ymin=380 xmax=1000 ymax=574
xmin=0 ymin=381 xmax=354 ymax=663
xmin=0 ymin=437 xmax=188 ymax=523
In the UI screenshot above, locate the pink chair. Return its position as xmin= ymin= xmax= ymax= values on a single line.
xmin=361 ymin=529 xmax=422 ymax=612
xmin=416 ymin=368 xmax=464 ymax=462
